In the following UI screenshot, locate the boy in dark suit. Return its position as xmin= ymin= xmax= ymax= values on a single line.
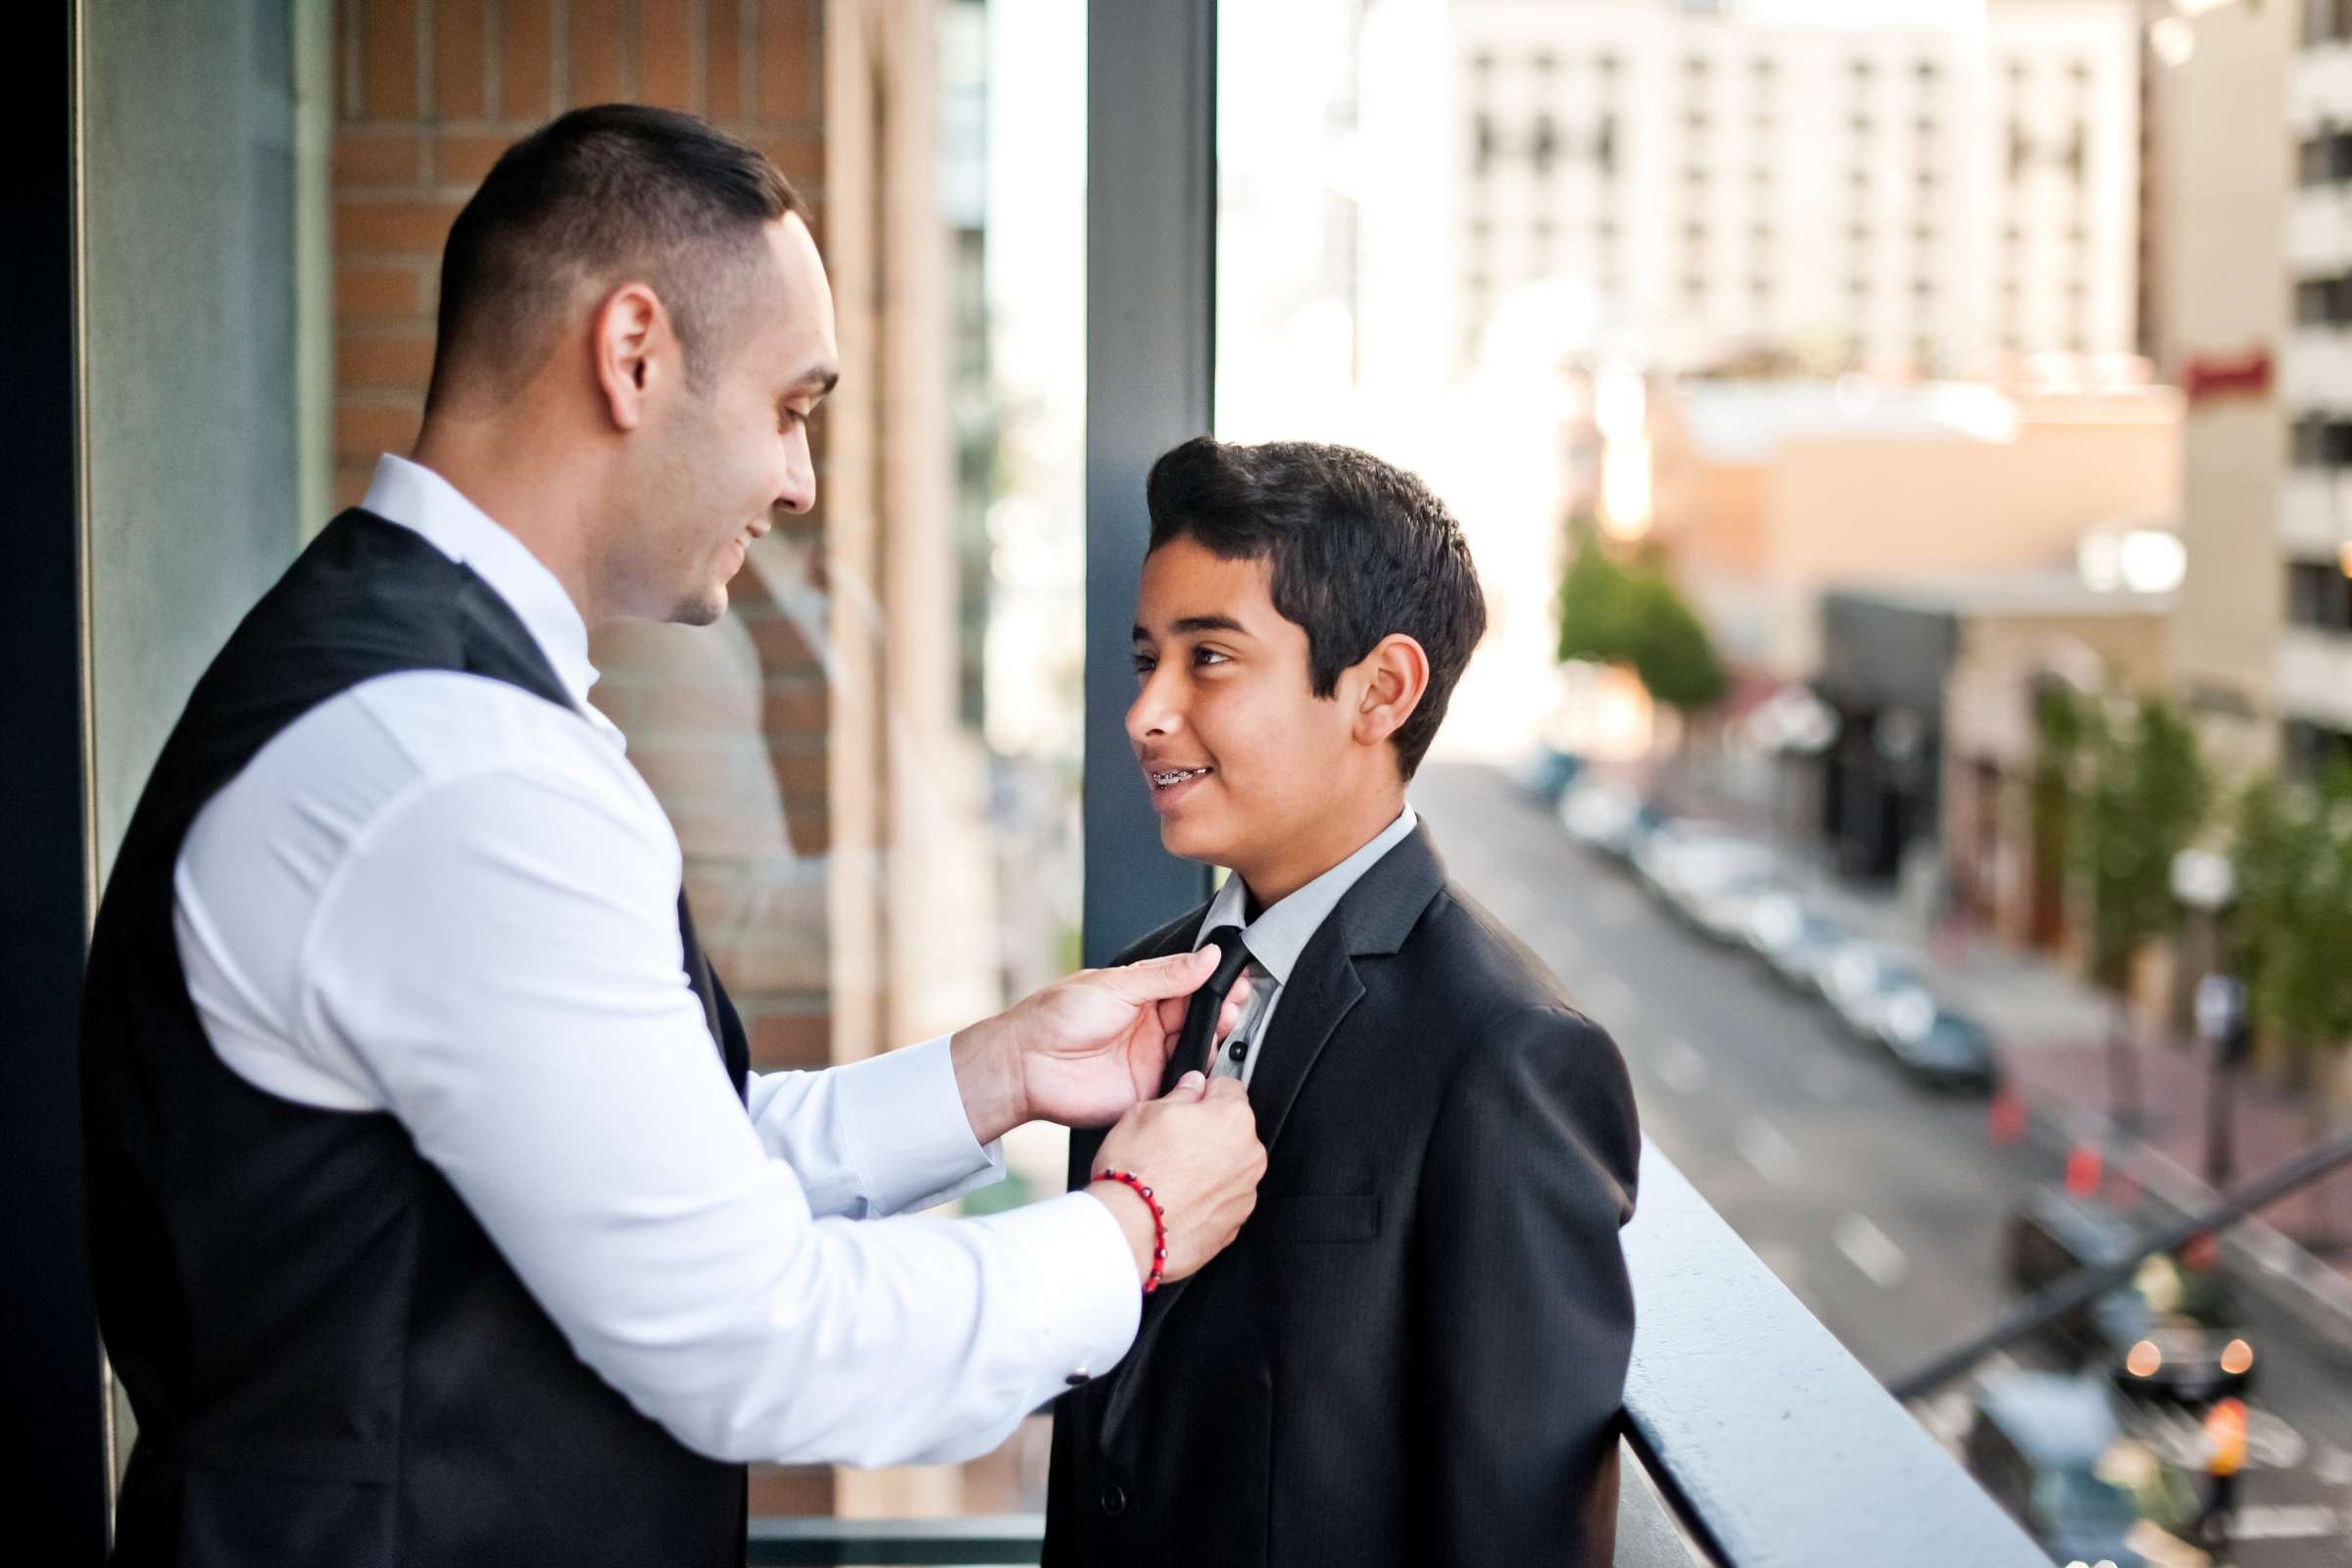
xmin=1045 ymin=437 xmax=1642 ymax=1567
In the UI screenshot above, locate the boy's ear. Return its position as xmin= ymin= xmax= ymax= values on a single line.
xmin=1352 ymin=633 xmax=1431 ymax=752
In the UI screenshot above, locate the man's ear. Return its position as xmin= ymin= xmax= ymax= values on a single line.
xmin=1351 ymin=633 xmax=1430 ymax=752
xmin=590 ymin=282 xmax=667 ymax=432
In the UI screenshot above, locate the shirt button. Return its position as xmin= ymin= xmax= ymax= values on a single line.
xmin=1228 ymin=1038 xmax=1249 ymax=1062
xmin=1100 ymin=1484 xmax=1128 ymax=1517
xmin=1064 ymin=1369 xmax=1090 ymax=1387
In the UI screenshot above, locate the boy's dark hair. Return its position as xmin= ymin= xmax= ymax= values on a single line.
xmin=1146 ymin=437 xmax=1487 ymax=780
xmin=428 ymin=105 xmax=805 ymax=409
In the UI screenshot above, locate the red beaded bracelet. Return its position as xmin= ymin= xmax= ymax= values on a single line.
xmin=1092 ymin=1168 xmax=1168 ymax=1295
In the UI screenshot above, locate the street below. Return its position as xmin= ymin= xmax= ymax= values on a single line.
xmin=1421 ymin=762 xmax=2352 ymax=1568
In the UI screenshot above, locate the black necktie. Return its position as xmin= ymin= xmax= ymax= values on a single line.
xmin=1166 ymin=925 xmax=1253 ymax=1090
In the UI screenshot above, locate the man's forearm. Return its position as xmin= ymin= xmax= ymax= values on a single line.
xmin=949 ymin=1014 xmax=1029 ymax=1147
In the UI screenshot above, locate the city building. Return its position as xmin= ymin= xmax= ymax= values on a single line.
xmin=2277 ymin=1 xmax=2352 ymax=776
xmin=1638 ymin=373 xmax=2181 ymax=680
xmin=1448 ymin=0 xmax=2143 ymax=376
xmin=2142 ymin=0 xmax=2293 ymax=784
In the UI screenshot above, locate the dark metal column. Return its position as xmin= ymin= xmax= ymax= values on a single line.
xmin=0 ymin=3 xmax=110 ymax=1561
xmin=1081 ymin=0 xmax=1219 ymax=964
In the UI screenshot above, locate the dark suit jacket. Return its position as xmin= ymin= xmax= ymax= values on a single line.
xmin=1043 ymin=822 xmax=1641 ymax=1568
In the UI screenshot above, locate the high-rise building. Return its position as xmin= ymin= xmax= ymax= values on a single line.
xmin=1448 ymin=0 xmax=2142 ymax=374
xmin=2277 ymin=1 xmax=2352 ymax=775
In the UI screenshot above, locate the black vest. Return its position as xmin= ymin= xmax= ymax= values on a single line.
xmin=80 ymin=511 xmax=753 ymax=1567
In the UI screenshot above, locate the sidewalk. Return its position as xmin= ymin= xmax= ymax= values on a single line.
xmin=1809 ymin=873 xmax=2352 ymax=1363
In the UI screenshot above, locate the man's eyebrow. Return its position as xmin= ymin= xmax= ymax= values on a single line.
xmin=1170 ymin=613 xmax=1249 ymax=636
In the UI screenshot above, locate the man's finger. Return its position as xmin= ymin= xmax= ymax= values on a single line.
xmin=1202 ymin=1075 xmax=1249 ymax=1102
xmin=1163 ymin=1070 xmax=1207 ymax=1100
xmin=1090 ymin=946 xmax=1221 ymax=1005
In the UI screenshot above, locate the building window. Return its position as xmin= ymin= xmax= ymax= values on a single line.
xmin=1598 ymin=52 xmax=1620 ymax=78
xmin=1687 ymin=109 xmax=1710 ymax=135
xmin=2284 ymin=718 xmax=2352 ymax=781
xmin=2296 ymin=273 xmax=2352 ymax=325
xmin=1849 ymin=220 xmax=1872 ymax=248
xmin=2298 ymin=128 xmax=2352 ymax=186
xmin=1685 ymin=55 xmax=1709 ymax=79
xmin=1914 ymin=222 xmax=1935 ymax=250
xmin=1686 ymin=163 xmax=1710 ymax=188
xmin=2291 ymin=416 xmax=2352 ymax=467
xmin=1916 ymin=59 xmax=1939 ymax=84
xmin=1473 ymin=113 xmax=1495 ymax=175
xmin=1533 ymin=114 xmax=1558 ymax=175
xmin=1850 ymin=58 xmax=1874 ymax=83
xmin=2289 ymin=560 xmax=2352 ymax=629
xmin=1534 ymin=52 xmax=1556 ymax=75
xmin=1852 ymin=114 xmax=1873 ymax=137
xmin=1684 ymin=273 xmax=1706 ymax=301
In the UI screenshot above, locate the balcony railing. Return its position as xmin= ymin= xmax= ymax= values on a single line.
xmin=747 ymin=1142 xmax=2047 ymax=1568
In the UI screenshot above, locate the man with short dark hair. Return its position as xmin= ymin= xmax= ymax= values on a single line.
xmin=80 ymin=106 xmax=1267 ymax=1568
xmin=1045 ymin=436 xmax=1642 ymax=1567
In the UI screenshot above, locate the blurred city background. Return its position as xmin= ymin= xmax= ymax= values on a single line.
xmin=33 ymin=0 xmax=2352 ymax=1562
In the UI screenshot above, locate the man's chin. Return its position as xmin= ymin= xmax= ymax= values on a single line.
xmin=668 ymin=585 xmax=728 ymax=627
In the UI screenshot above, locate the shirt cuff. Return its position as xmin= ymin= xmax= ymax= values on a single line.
xmin=834 ymin=1034 xmax=1005 ymax=1216
xmin=970 ymin=1189 xmax=1144 ymax=1390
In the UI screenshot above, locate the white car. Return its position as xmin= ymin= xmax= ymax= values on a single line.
xmin=1817 ymin=940 xmax=1932 ymax=1040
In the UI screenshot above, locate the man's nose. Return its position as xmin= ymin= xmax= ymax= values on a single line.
xmin=775 ymin=433 xmax=815 ymax=515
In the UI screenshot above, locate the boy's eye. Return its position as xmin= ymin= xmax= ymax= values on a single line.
xmin=1194 ymin=648 xmax=1230 ymax=667
xmin=1132 ymin=653 xmax=1157 ymax=676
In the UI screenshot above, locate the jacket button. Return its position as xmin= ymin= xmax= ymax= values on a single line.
xmin=1100 ymin=1484 xmax=1128 ymax=1517
xmin=1228 ymin=1038 xmax=1249 ymax=1062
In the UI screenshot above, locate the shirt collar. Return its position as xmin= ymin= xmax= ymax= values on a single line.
xmin=1195 ymin=804 xmax=1419 ymax=986
xmin=359 ymin=454 xmax=607 ymax=720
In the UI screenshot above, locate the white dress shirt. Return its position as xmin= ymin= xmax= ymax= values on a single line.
xmin=1190 ymin=806 xmax=1419 ymax=1089
xmin=172 ymin=454 xmax=1139 ymax=1467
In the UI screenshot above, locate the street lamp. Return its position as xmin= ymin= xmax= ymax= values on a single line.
xmin=2173 ymin=847 xmax=2249 ymax=1189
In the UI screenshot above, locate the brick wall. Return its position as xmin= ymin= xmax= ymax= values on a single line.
xmin=332 ymin=0 xmax=849 ymax=1518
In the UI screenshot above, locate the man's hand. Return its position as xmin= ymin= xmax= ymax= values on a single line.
xmin=950 ymin=948 xmax=1251 ymax=1144
xmin=1087 ymin=1072 xmax=1266 ymax=1285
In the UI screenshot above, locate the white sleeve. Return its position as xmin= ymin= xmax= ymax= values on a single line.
xmin=298 ymin=764 xmax=1140 ymax=1466
xmin=744 ymin=1042 xmax=1008 ymax=1220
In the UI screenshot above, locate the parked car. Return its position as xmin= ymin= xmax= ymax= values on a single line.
xmin=1817 ymin=940 xmax=1932 ymax=1041
xmin=1635 ymin=821 xmax=1775 ymax=918
xmin=1506 ymin=745 xmax=1582 ymax=803
xmin=2005 ymin=1187 xmax=2257 ymax=1406
xmin=1741 ymin=894 xmax=1847 ymax=992
xmin=1557 ymin=776 xmax=1663 ymax=860
xmin=1873 ymin=990 xmax=2000 ymax=1093
xmin=1964 ymin=1372 xmax=2192 ymax=1568
xmin=1685 ymin=863 xmax=1786 ymax=945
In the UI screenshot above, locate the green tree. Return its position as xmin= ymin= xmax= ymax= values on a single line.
xmin=2076 ymin=695 xmax=2212 ymax=996
xmin=2043 ymin=688 xmax=2212 ymax=1126
xmin=1554 ymin=522 xmax=1727 ymax=714
xmin=2233 ymin=770 xmax=2352 ymax=1112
